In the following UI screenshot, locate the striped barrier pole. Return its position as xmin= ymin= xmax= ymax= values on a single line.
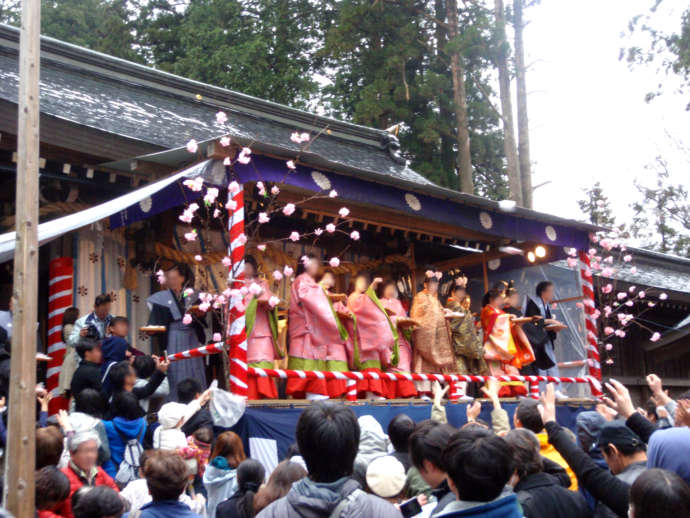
xmin=579 ymin=251 xmax=603 ymax=396
xmin=46 ymin=257 xmax=73 ymax=413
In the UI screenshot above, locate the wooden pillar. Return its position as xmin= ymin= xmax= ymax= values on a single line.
xmin=481 ymin=253 xmax=489 ymax=292
xmin=4 ymin=0 xmax=41 ymax=515
xmin=409 ymin=242 xmax=417 ymax=293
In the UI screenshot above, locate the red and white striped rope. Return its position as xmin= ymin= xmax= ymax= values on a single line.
xmin=228 ymin=186 xmax=248 ymax=397
xmin=579 ymin=251 xmax=602 ymax=395
xmin=46 ymin=257 xmax=73 ymax=413
xmin=167 ymin=342 xmax=225 ymax=362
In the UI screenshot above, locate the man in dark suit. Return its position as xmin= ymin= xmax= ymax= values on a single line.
xmin=525 ymin=281 xmax=567 ymax=399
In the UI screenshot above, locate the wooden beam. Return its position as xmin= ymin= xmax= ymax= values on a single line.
xmin=482 ymin=253 xmax=489 ymax=292
xmin=4 ymin=1 xmax=40 ymax=515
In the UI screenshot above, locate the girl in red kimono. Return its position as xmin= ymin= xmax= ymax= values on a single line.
xmin=378 ymin=280 xmax=417 ymax=398
xmin=243 ymin=256 xmax=282 ymax=400
xmin=287 ymin=256 xmax=348 ymax=399
xmin=480 ymin=285 xmax=534 ymax=397
xmin=346 ymin=273 xmax=394 ymax=398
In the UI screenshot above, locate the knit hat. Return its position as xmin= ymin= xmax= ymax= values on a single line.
xmin=68 ymin=429 xmax=100 ymax=452
xmin=157 ymin=402 xmax=188 ymax=429
xmin=366 ymin=455 xmax=406 ymax=498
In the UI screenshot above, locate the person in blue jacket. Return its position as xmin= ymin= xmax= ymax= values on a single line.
xmin=102 ymin=391 xmax=147 ymax=478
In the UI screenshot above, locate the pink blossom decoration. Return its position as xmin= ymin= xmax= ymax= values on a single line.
xmin=237 ymin=147 xmax=252 ymax=164
xmin=329 ymin=257 xmax=340 ymax=268
xmin=300 ymin=255 xmax=310 ymax=266
xmin=258 ymin=212 xmax=270 ymax=224
xmin=240 ymin=286 xmax=249 ymax=296
xmin=630 ymin=266 xmax=638 ymax=274
xmin=228 ymin=181 xmax=241 ymax=195
xmin=220 ymin=136 xmax=231 ymax=147
xmin=604 ymin=326 xmax=615 ymax=335
xmin=616 ymin=292 xmax=627 ymax=300
xmin=213 ymin=208 xmax=221 ymax=218
xmin=184 ymin=231 xmax=197 ymax=242
xmin=272 ymin=270 xmax=283 ymax=281
xmin=567 ymin=248 xmax=577 ymax=257
xmin=628 ymin=285 xmax=636 ymax=293
xmin=256 ymin=181 xmax=266 ymax=196
xmin=204 ymin=187 xmax=219 ymax=205
xmin=614 ymin=329 xmax=626 ymax=338
xmin=216 ymin=111 xmax=228 ymax=124
xmin=339 ymin=207 xmax=350 ymax=218
xmin=287 ymin=160 xmax=296 ymax=170
xmin=223 ymin=157 xmax=231 ymax=166
xmin=425 ymin=270 xmax=434 ymax=278
xmin=588 ymin=248 xmax=597 ymax=256
xmin=659 ymin=293 xmax=668 ymax=300
xmin=179 ymin=211 xmax=193 ymax=224
xmin=605 ymin=343 xmax=613 ymax=351
xmin=566 ymin=258 xmax=578 ymax=268
xmin=226 ymin=199 xmax=238 ymax=211
xmin=268 ymin=296 xmax=280 ymax=309
xmin=156 ymin=269 xmax=166 ymax=285
xmin=650 ymin=332 xmax=661 ymax=342
xmin=350 ymin=230 xmax=360 ymax=241
xmin=183 ymin=288 xmax=194 ymax=298
xmin=638 ymin=291 xmax=645 ymax=298
xmin=314 ymin=228 xmax=323 ymax=236
xmin=601 ymin=284 xmax=613 ymax=294
xmin=198 ymin=302 xmax=210 ymax=312
xmin=300 ymin=132 xmax=310 ymax=142
xmin=289 ymin=231 xmax=300 ymax=242
xmin=601 ymin=267 xmax=615 ymax=277
xmin=183 ymin=177 xmax=204 ymax=192
xmin=257 ymin=244 xmax=267 ymax=251
xmin=236 ymin=233 xmax=248 ymax=246
xmin=249 ymin=283 xmax=263 ymax=296
xmin=623 ymin=254 xmax=632 ymax=262
xmin=186 ymin=139 xmax=198 ymax=153
xmin=189 ymin=202 xmax=200 ymax=213
xmin=575 ymin=302 xmax=584 ymax=308
xmin=290 ymin=132 xmax=302 ymax=144
xmin=625 ymin=300 xmax=633 ymax=307
xmin=271 ymin=185 xmax=280 ymax=195
xmin=182 ymin=313 xmax=193 ymax=325
xmin=283 ymin=203 xmax=296 ymax=216
xmin=283 ymin=265 xmax=294 ymax=277
xmin=647 ymin=301 xmax=656 ymax=307
xmin=435 ymin=272 xmax=443 ymax=280
xmin=222 ymin=256 xmax=232 ymax=267
xmin=326 ymin=223 xmax=336 ymax=233
xmin=605 ymin=358 xmax=614 ymax=365
xmin=329 ymin=190 xmax=338 ymax=198
xmin=194 ymin=254 xmax=203 ymax=262
xmin=213 ymin=332 xmax=222 ymax=342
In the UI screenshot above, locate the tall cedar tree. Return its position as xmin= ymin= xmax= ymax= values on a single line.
xmin=578 ymin=182 xmax=617 ymax=228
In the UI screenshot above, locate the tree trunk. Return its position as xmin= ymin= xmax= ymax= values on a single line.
xmin=494 ymin=0 xmax=521 ymax=205
xmin=446 ymin=0 xmax=474 ymax=194
xmin=435 ymin=0 xmax=458 ymax=189
xmin=514 ymin=0 xmax=533 ymax=208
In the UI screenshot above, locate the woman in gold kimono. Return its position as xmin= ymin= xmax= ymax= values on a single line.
xmin=445 ymin=275 xmax=488 ymax=375
xmin=410 ymin=271 xmax=456 ymax=393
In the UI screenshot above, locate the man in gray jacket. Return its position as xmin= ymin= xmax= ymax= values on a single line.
xmin=257 ymin=402 xmax=401 ymax=518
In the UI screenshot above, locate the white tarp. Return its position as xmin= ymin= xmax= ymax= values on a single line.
xmin=0 ymin=159 xmax=212 ymax=263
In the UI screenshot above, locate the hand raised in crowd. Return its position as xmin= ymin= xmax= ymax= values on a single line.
xmin=595 ymin=403 xmax=617 ymax=421
xmin=466 ymin=400 xmax=481 ymax=422
xmin=432 ymin=380 xmax=450 ymax=407
xmin=481 ymin=378 xmax=501 ymax=407
xmin=0 ymin=396 xmax=5 ymax=412
xmin=156 ymin=356 xmax=170 ymax=374
xmin=56 ymin=409 xmax=73 ymax=433
xmin=37 ymin=389 xmax=52 ymax=412
xmin=602 ymin=378 xmax=635 ymax=419
xmin=539 ymin=383 xmax=557 ymax=424
xmin=646 ymin=373 xmax=672 ymax=406
xmin=198 ymin=388 xmax=212 ymax=407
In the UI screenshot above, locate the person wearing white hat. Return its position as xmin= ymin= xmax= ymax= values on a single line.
xmin=366 ymin=456 xmax=407 ymax=501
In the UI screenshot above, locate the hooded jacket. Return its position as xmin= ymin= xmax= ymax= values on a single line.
xmin=515 ymin=472 xmax=590 ymax=518
xmin=203 ymin=457 xmax=239 ymax=518
xmin=256 ymin=476 xmax=401 ymax=518
xmin=103 ymin=416 xmax=147 ymax=477
xmin=647 ymin=426 xmax=690 ymax=484
xmin=435 ymin=492 xmax=522 ymax=518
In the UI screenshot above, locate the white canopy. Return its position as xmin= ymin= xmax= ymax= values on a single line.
xmin=0 ymin=159 xmax=213 ymax=263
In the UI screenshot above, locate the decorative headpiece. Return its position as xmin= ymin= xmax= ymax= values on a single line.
xmin=454 ymin=275 xmax=468 ymax=288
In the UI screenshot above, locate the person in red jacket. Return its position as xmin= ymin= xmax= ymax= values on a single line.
xmin=55 ymin=430 xmax=119 ymax=518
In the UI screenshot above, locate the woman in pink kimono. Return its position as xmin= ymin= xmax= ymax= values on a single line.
xmin=346 ymin=273 xmax=394 ymax=397
xmin=287 ymin=256 xmax=349 ymax=399
xmin=378 ymin=280 xmax=417 ymax=398
xmin=244 ymin=256 xmax=282 ymax=400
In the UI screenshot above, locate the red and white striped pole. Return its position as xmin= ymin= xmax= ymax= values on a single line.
xmin=579 ymin=251 xmax=602 ymax=396
xmin=46 ymin=257 xmax=73 ymax=413
xmin=227 ymin=183 xmax=248 ymax=397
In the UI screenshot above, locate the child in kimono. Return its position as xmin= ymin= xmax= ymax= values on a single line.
xmin=287 ymin=255 xmax=349 ymax=399
xmin=243 ymin=256 xmax=282 ymax=400
xmin=378 ymin=279 xmax=417 ymax=398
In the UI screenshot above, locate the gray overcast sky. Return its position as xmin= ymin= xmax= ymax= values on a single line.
xmin=522 ymin=0 xmax=688 ymax=221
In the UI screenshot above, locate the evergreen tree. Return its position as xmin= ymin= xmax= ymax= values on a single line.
xmin=578 ymin=182 xmax=617 ymax=227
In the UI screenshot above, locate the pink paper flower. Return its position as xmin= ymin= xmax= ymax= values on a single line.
xmin=183 ymin=288 xmax=194 ymax=298
xmin=566 ymin=257 xmax=578 ymax=268
xmin=601 ymin=267 xmax=614 ymax=277
xmin=289 ymin=231 xmax=300 ymax=242
xmin=616 ymin=292 xmax=627 ymax=300
xmin=257 ymin=244 xmax=267 ymax=251
xmin=630 ymin=266 xmax=638 ymax=274
xmin=650 ymin=332 xmax=661 ymax=342
xmin=226 ymin=199 xmax=238 ymax=211
xmin=183 ymin=177 xmax=204 ymax=192
xmin=329 ymin=257 xmax=340 ymax=268
xmin=435 ymin=272 xmax=443 ymax=280
xmin=198 ymin=302 xmax=210 ymax=312
xmin=326 ymin=223 xmax=336 ymax=233
xmin=605 ymin=358 xmax=614 ymax=365
xmin=273 ymin=270 xmax=283 ymax=281
xmin=220 ymin=136 xmax=231 ymax=147
xmin=213 ymin=332 xmax=222 ymax=342
xmin=268 ymin=296 xmax=280 ymax=309
xmin=628 ymin=285 xmax=636 ymax=293
xmin=605 ymin=343 xmax=613 ymax=351
xmin=249 ymin=283 xmax=263 ymax=296
xmin=659 ymin=293 xmax=668 ymax=300
xmin=179 ymin=212 xmax=193 ymax=223
xmin=638 ymin=291 xmax=645 ymax=298
xmin=184 ymin=231 xmax=197 ymax=242
xmin=271 ymin=185 xmax=280 ymax=195
xmin=350 ymin=230 xmax=360 ymax=241
xmin=182 ymin=313 xmax=193 ymax=325
xmin=240 ymin=286 xmax=249 ymax=296
xmin=213 ymin=208 xmax=221 ymax=218
xmin=194 ymin=254 xmax=203 ymax=262
xmin=329 ymin=189 xmax=338 ymax=198
xmin=216 ymin=111 xmax=228 ymax=124
xmin=425 ymin=270 xmax=434 ymax=278
xmin=282 ymin=203 xmax=296 ymax=216
xmin=614 ymin=329 xmax=626 ymax=338
xmin=186 ymin=139 xmax=198 ymax=153
xmin=204 ymin=187 xmax=219 ymax=205
xmin=339 ymin=207 xmax=350 ymax=218
xmin=228 ymin=181 xmax=241 ymax=195
xmin=189 ymin=202 xmax=200 ymax=213
xmin=625 ymin=300 xmax=633 ymax=306
xmin=237 ymin=147 xmax=252 ymax=164
xmin=601 ymin=284 xmax=613 ymax=294
xmin=222 ymin=256 xmax=232 ymax=267
xmin=223 ymin=157 xmax=231 ymax=166
xmin=156 ymin=269 xmax=166 ymax=285
xmin=256 ymin=181 xmax=266 ymax=196
xmin=314 ymin=228 xmax=323 ymax=236
xmin=623 ymin=254 xmax=632 ymax=262
xmin=575 ymin=302 xmax=584 ymax=308
xmin=604 ymin=326 xmax=615 ymax=335
xmin=301 ymin=255 xmax=310 ymax=266
xmin=236 ymin=233 xmax=247 ymax=246
xmin=283 ymin=265 xmax=294 ymax=277
xmin=567 ymin=248 xmax=577 ymax=257
xmin=588 ymin=248 xmax=597 ymax=256
xmin=290 ymin=132 xmax=302 ymax=144
xmin=300 ymin=132 xmax=310 ymax=142
xmin=647 ymin=301 xmax=656 ymax=307
xmin=286 ymin=160 xmax=296 ymax=170
xmin=258 ymin=212 xmax=270 ymax=224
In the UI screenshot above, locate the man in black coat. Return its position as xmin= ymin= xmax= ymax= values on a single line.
xmin=70 ymin=338 xmax=103 ymax=397
xmin=505 ymin=428 xmax=590 ymax=518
